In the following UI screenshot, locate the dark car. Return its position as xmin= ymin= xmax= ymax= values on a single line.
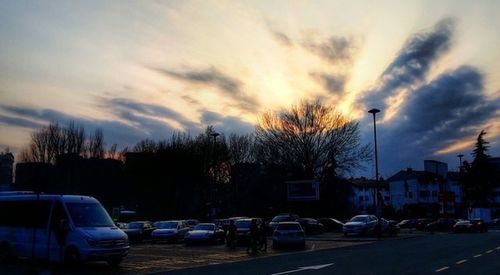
xmin=317 ymin=218 xmax=344 ymax=232
xmin=268 ymin=214 xmax=299 ymax=233
xmin=397 ymin=219 xmax=418 ymax=229
xmin=297 ymin=218 xmax=325 ymax=235
xmin=234 ymin=218 xmax=263 ymax=244
xmin=453 ymin=220 xmax=471 ymax=233
xmin=415 ymin=218 xmax=433 ymax=231
xmin=184 ymin=223 xmax=225 ymax=244
xmin=185 ymin=219 xmax=200 ymax=230
xmin=469 ymin=219 xmax=488 ymax=233
xmin=122 ymin=221 xmax=155 ymax=242
xmin=426 ymin=218 xmax=457 ymax=232
xmin=380 ymin=218 xmax=400 ymax=235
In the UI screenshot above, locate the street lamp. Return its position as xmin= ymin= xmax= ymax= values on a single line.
xmin=368 ymin=108 xmax=381 ymax=217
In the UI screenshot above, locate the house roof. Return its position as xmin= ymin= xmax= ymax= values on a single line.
xmin=387 ymin=169 xmax=437 ymax=182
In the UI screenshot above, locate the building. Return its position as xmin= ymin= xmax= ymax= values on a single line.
xmin=350 ymin=178 xmax=390 ymax=213
xmin=387 ymin=160 xmax=463 ymax=217
xmin=0 ymin=152 xmax=14 ymax=191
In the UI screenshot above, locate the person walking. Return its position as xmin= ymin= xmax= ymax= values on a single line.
xmin=247 ymin=219 xmax=258 ymax=255
xmin=259 ymin=222 xmax=268 ymax=252
xmin=226 ymin=220 xmax=237 ymax=249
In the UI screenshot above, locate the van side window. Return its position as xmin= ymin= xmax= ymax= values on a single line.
xmin=0 ymin=200 xmax=51 ymax=228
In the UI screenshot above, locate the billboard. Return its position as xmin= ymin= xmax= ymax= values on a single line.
xmin=286 ymin=180 xmax=320 ymax=201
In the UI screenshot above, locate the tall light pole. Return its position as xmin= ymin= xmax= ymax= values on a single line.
xmin=368 ymin=108 xmax=381 ymax=217
xmin=457 ymin=154 xmax=464 ymax=171
xmin=209 ymin=132 xmax=219 ymax=221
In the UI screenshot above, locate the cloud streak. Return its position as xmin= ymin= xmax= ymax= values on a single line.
xmin=303 ymin=35 xmax=358 ymax=64
xmin=153 ymin=67 xmax=259 ymax=112
xmin=361 ymin=18 xmax=455 ymax=110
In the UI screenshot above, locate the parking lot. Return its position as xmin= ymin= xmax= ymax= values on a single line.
xmin=0 ymin=231 xmax=424 ymax=274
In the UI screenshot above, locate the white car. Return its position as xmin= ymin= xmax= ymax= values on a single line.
xmin=151 ymin=220 xmax=190 ymax=243
xmin=343 ymin=215 xmax=378 ymax=236
xmin=272 ymin=222 xmax=305 ymax=249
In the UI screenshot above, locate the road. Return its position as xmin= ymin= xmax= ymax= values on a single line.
xmin=166 ymin=232 xmax=500 ymax=275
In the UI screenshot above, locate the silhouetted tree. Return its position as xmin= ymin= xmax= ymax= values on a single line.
xmin=87 ymin=129 xmax=105 ymax=159
xmin=462 ymin=130 xmax=499 ymax=206
xmin=255 ymin=100 xmax=371 ymax=179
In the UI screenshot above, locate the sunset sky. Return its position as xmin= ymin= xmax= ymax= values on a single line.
xmin=1 ymin=0 xmax=499 ymax=178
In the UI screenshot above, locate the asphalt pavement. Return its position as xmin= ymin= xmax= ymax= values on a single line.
xmin=165 ymin=232 xmax=500 ymax=275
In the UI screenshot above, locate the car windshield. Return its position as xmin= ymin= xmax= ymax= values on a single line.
xmin=235 ymin=220 xmax=251 ymax=228
xmin=272 ymin=216 xmax=293 ymax=222
xmin=66 ymin=202 xmax=115 ymax=227
xmin=157 ymin=222 xmax=178 ymax=229
xmin=276 ymin=223 xmax=301 ymax=231
xmin=126 ymin=222 xmax=144 ymax=229
xmin=194 ymin=224 xmax=214 ymax=231
xmin=350 ymin=216 xmax=368 ymax=222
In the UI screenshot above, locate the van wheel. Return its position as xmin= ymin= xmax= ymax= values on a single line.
xmin=0 ymin=242 xmax=14 ymax=263
xmin=107 ymin=257 xmax=123 ymax=267
xmin=64 ymin=247 xmax=81 ymax=266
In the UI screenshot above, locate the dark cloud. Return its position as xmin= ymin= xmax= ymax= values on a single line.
xmin=106 ymin=98 xmax=199 ymax=131
xmin=152 ymin=67 xmax=259 ymax=112
xmin=201 ymin=111 xmax=254 ymax=134
xmin=369 ymin=66 xmax=499 ymax=176
xmin=181 ymin=95 xmax=200 ymax=105
xmin=303 ymin=35 xmax=357 ymax=64
xmin=361 ymin=18 xmax=455 ymax=109
xmin=0 ymin=105 xmax=169 ymax=148
xmin=271 ymin=30 xmax=293 ymax=47
xmin=310 ymin=72 xmax=346 ymax=94
xmin=0 ymin=114 xmax=44 ymax=128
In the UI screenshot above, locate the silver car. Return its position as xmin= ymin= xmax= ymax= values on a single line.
xmin=272 ymin=222 xmax=305 ymax=249
xmin=343 ymin=215 xmax=378 ymax=236
xmin=151 ymin=220 xmax=190 ymax=243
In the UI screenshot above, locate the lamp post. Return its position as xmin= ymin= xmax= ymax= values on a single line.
xmin=368 ymin=108 xmax=381 ymax=217
xmin=457 ymin=154 xmax=464 ymax=171
xmin=209 ymin=132 xmax=219 ymax=221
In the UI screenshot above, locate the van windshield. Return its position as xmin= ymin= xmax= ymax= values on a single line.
xmin=66 ymin=202 xmax=115 ymax=227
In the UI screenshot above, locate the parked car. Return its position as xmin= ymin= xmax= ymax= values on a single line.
xmin=234 ymin=218 xmax=263 ymax=244
xmin=272 ymin=222 xmax=306 ymax=249
xmin=122 ymin=221 xmax=155 ymax=242
xmin=151 ymin=220 xmax=190 ymax=243
xmin=184 ymin=223 xmax=225 ymax=244
xmin=397 ymin=219 xmax=418 ymax=229
xmin=453 ymin=220 xmax=471 ymax=233
xmin=220 ymin=216 xmax=248 ymax=232
xmin=297 ymin=218 xmax=325 ymax=235
xmin=415 ymin=218 xmax=433 ymax=231
xmin=185 ymin=219 xmax=200 ymax=230
xmin=469 ymin=219 xmax=488 ymax=233
xmin=426 ymin=218 xmax=457 ymax=232
xmin=268 ymin=214 xmax=299 ymax=233
xmin=317 ymin=218 xmax=344 ymax=232
xmin=343 ymin=215 xmax=378 ymax=236
xmin=380 ymin=218 xmax=400 ymax=235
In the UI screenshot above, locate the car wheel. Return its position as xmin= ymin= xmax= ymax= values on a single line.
xmin=0 ymin=242 xmax=14 ymax=263
xmin=64 ymin=247 xmax=81 ymax=266
xmin=107 ymin=257 xmax=123 ymax=267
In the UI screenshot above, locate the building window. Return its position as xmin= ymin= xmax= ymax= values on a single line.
xmin=420 ymin=191 xmax=430 ymax=198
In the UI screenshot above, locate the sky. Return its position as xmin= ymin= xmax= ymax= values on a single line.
xmin=0 ymin=0 xmax=499 ymax=178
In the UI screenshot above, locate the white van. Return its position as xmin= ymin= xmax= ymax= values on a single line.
xmin=0 ymin=192 xmax=129 ymax=266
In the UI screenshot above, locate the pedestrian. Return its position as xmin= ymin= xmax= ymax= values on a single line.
xmin=226 ymin=220 xmax=237 ymax=249
xmin=247 ymin=219 xmax=258 ymax=255
xmin=259 ymin=222 xmax=268 ymax=252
